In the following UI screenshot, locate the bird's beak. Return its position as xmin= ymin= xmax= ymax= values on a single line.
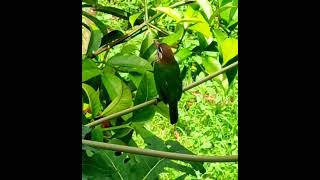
xmin=154 ymin=40 xmax=160 ymax=47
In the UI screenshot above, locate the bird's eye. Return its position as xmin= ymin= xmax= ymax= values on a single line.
xmin=158 ymin=46 xmax=163 ymax=54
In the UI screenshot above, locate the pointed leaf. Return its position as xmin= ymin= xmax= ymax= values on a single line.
xmin=155 ymin=7 xmax=181 ymax=21
xmin=166 ymin=140 xmax=206 ymax=173
xmin=101 ymin=71 xmax=122 ymax=100
xmin=82 ymin=10 xmax=108 ymax=34
xmin=132 ymin=72 xmax=157 ymax=122
xmin=129 ymin=12 xmax=142 ymax=27
xmin=101 ymin=81 xmax=132 ymax=119
xmin=95 ymin=5 xmax=130 ymax=19
xmin=140 ymin=31 xmax=157 ymax=59
xmin=108 ymin=54 xmax=153 ymax=74
xmin=221 ymin=38 xmax=238 ymax=65
xmin=162 ymin=24 xmax=184 ymax=46
xmin=196 ymin=0 xmax=213 ymax=20
xmin=101 ymin=30 xmax=124 ymax=47
xmin=189 ymin=22 xmax=212 ymax=39
xmin=82 ymin=83 xmax=102 ymax=118
xmin=86 ymin=25 xmax=102 ymax=57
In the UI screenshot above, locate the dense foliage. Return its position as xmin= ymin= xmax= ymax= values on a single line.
xmin=82 ymin=0 xmax=238 ymax=179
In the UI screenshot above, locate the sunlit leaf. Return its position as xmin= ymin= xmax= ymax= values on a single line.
xmin=196 ymin=0 xmax=213 ymax=20
xmin=221 ymin=38 xmax=238 ymax=65
xmin=82 ymin=83 xmax=102 ymax=118
xmin=100 ymin=81 xmax=132 ymax=119
xmin=155 ymin=7 xmax=182 ymax=21
xmin=129 ymin=12 xmax=142 ymax=27
xmin=189 ymin=22 xmax=212 ymax=39
xmin=162 ymin=24 xmax=184 ymax=46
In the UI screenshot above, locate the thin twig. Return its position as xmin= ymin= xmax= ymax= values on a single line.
xmin=85 ymin=61 xmax=238 ymax=127
xmin=82 ymin=139 xmax=238 ymax=162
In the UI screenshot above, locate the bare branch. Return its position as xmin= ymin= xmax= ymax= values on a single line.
xmin=82 ymin=139 xmax=238 ymax=162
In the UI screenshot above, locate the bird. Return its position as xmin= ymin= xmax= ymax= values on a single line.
xmin=153 ymin=40 xmax=182 ymax=125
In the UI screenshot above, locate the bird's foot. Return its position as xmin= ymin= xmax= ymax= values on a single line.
xmin=172 ymin=124 xmax=180 ymax=140
xmin=153 ymin=95 xmax=161 ymax=104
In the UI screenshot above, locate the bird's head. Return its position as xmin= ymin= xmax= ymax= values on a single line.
xmin=154 ymin=40 xmax=175 ymax=64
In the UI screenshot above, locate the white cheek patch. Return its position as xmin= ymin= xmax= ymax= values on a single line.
xmin=158 ymin=51 xmax=162 ymax=60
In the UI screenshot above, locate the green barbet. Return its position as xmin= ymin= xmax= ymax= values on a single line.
xmin=153 ymin=41 xmax=182 ymax=124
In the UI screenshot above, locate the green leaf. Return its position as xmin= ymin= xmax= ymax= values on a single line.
xmin=86 ymin=25 xmax=102 ymax=57
xmin=121 ymin=44 xmax=139 ymax=55
xmin=91 ymin=126 xmax=104 ymax=142
xmin=219 ymin=0 xmax=232 ymax=7
xmin=101 ymin=30 xmax=124 ymax=47
xmin=154 ymin=102 xmax=169 ymax=120
xmin=140 ymin=31 xmax=157 ymax=60
xmin=82 ymin=126 xmax=91 ymax=139
xmin=100 ymin=81 xmax=132 ymax=119
xmin=82 ymin=83 xmax=102 ymax=118
xmin=95 ymin=5 xmax=130 ymax=19
xmin=177 ymin=17 xmax=205 ymax=24
xmin=166 ymin=140 xmax=206 ymax=173
xmin=175 ymin=48 xmax=192 ymax=63
xmin=189 ymin=22 xmax=212 ymax=39
xmin=131 ymin=124 xmax=204 ymax=178
xmin=132 ymin=72 xmax=157 ymax=122
xmin=128 ymin=72 xmax=143 ymax=88
xmin=82 ymin=10 xmax=108 ymax=34
xmin=82 ymin=150 xmax=130 ymax=179
xmin=224 ymin=55 xmax=238 ymax=85
xmin=162 ymin=24 xmax=184 ymax=46
xmin=197 ymin=32 xmax=209 ymax=49
xmin=221 ymin=38 xmax=238 ymax=65
xmin=201 ymin=55 xmax=221 ymax=74
xmin=196 ymin=0 xmax=213 ymax=20
xmin=213 ymin=29 xmax=228 ymax=54
xmin=213 ymin=29 xmax=228 ymax=45
xmin=82 ymin=59 xmax=102 ymax=82
xmin=154 ymin=7 xmax=181 ymax=21
xmin=129 ymin=12 xmax=142 ymax=27
xmin=108 ymin=54 xmax=153 ymax=74
xmin=101 ymin=71 xmax=122 ymax=100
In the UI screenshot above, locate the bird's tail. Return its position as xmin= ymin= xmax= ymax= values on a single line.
xmin=169 ymin=102 xmax=178 ymax=124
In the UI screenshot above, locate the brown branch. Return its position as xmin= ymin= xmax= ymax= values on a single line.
xmin=82 ymin=139 xmax=238 ymax=162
